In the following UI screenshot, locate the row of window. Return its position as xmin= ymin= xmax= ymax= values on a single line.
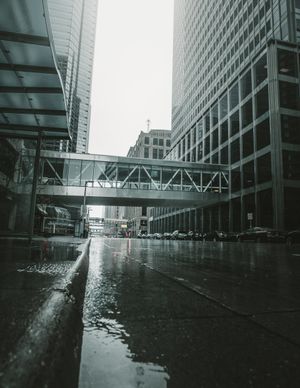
xmin=144 ymin=137 xmax=171 ymax=147
xmin=143 ymin=148 xmax=165 ymax=159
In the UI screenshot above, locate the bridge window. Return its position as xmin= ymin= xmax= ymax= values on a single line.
xmin=81 ymin=160 xmax=94 ymax=184
xmin=68 ymin=160 xmax=82 ymax=186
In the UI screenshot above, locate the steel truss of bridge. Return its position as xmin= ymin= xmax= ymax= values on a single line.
xmin=19 ymin=150 xmax=230 ymax=208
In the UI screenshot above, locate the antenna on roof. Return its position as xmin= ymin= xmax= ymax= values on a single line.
xmin=146 ymin=118 xmax=151 ymax=132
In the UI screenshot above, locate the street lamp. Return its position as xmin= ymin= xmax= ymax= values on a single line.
xmin=82 ymin=180 xmax=93 ymax=238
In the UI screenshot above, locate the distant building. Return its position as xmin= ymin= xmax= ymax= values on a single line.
xmin=125 ymin=129 xmax=171 ymax=237
xmin=127 ymin=129 xmax=171 ymax=160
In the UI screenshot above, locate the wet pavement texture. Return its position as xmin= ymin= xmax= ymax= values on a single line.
xmin=79 ymin=238 xmax=300 ymax=388
xmin=0 ymin=236 xmax=85 ymax=374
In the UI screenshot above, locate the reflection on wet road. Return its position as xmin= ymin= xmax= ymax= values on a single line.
xmin=79 ymin=238 xmax=300 ymax=388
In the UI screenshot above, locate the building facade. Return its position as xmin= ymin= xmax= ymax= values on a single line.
xmin=46 ymin=0 xmax=98 ymax=153
xmin=150 ymin=0 xmax=300 ymax=234
xmin=124 ymin=129 xmax=171 ymax=236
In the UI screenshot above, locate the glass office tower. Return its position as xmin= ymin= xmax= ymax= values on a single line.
xmin=150 ymin=0 xmax=300 ymax=233
xmin=47 ymin=0 xmax=98 ymax=153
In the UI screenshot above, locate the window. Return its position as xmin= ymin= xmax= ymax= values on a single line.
xmin=281 ymin=115 xmax=300 ymax=144
xmin=231 ymin=138 xmax=240 ymax=164
xmin=212 ymin=104 xmax=218 ymax=126
xmin=197 ymin=142 xmax=203 ymax=161
xmin=152 ymin=148 xmax=158 ymax=159
xmin=243 ymin=161 xmax=255 ymax=188
xmin=221 ymin=147 xmax=228 ymax=164
xmin=221 ymin=120 xmax=228 ymax=144
xmin=279 ymin=81 xmax=300 ymax=110
xmin=243 ymin=129 xmax=254 ymax=158
xmin=212 ymin=129 xmax=219 ymax=150
xmin=144 ymin=147 xmax=149 ymax=158
xmin=257 ymin=153 xmax=271 ymax=183
xmin=256 ymin=119 xmax=270 ymax=150
xmin=241 ymin=70 xmax=252 ymax=100
xmin=204 ymin=136 xmax=210 ymax=156
xmin=254 ymin=55 xmax=267 ymax=87
xmin=231 ymin=167 xmax=241 ymax=192
xmin=242 ymin=99 xmax=253 ymax=128
xmin=255 ymin=86 xmax=269 ymax=118
xmin=144 ymin=137 xmax=150 ymax=145
xmin=230 ymin=83 xmax=239 ymax=110
xmin=220 ymin=94 xmax=228 ymax=119
xmin=230 ymin=111 xmax=240 ymax=136
xmin=166 ymin=139 xmax=171 ymax=147
xmin=159 ymin=139 xmax=164 ymax=146
xmin=283 ymin=151 xmax=300 ymax=180
xmin=153 ymin=138 xmax=158 ymax=145
xmin=158 ymin=149 xmax=164 ymax=159
xmin=278 ymin=49 xmax=298 ymax=77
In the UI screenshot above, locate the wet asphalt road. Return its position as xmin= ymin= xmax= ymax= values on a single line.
xmin=79 ymin=238 xmax=300 ymax=388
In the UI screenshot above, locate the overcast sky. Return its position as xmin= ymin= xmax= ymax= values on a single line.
xmin=88 ymin=0 xmax=174 ymax=157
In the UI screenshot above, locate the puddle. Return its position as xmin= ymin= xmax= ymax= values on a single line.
xmin=79 ymin=322 xmax=169 ymax=388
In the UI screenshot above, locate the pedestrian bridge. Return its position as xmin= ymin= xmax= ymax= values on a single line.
xmin=20 ymin=151 xmax=229 ymax=208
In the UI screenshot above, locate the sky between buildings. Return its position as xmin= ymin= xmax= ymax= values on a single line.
xmin=88 ymin=0 xmax=174 ymax=157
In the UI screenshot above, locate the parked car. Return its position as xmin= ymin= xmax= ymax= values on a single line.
xmin=203 ymin=230 xmax=229 ymax=241
xmin=237 ymin=227 xmax=286 ymax=243
xmin=187 ymin=231 xmax=202 ymax=240
xmin=162 ymin=232 xmax=172 ymax=240
xmin=171 ymin=230 xmax=188 ymax=240
xmin=153 ymin=233 xmax=162 ymax=239
xmin=286 ymin=230 xmax=300 ymax=246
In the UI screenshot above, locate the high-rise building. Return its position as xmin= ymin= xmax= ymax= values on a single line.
xmin=46 ymin=0 xmax=98 ymax=153
xmin=150 ymin=0 xmax=300 ymax=233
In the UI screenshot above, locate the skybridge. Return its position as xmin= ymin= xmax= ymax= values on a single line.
xmin=19 ymin=151 xmax=229 ymax=208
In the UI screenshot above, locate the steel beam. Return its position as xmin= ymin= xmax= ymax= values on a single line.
xmin=0 ymin=31 xmax=50 ymax=46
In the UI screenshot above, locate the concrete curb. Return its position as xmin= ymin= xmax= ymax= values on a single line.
xmin=0 ymin=238 xmax=91 ymax=388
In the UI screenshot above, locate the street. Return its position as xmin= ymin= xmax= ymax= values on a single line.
xmin=79 ymin=238 xmax=300 ymax=388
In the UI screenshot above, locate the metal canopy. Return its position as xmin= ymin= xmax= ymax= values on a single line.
xmin=0 ymin=0 xmax=70 ymax=139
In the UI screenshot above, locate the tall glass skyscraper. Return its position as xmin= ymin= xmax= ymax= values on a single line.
xmin=150 ymin=0 xmax=300 ymax=233
xmin=47 ymin=0 xmax=98 ymax=153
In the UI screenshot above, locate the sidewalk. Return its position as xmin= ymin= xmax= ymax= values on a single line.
xmin=0 ymin=236 xmax=90 ymax=388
